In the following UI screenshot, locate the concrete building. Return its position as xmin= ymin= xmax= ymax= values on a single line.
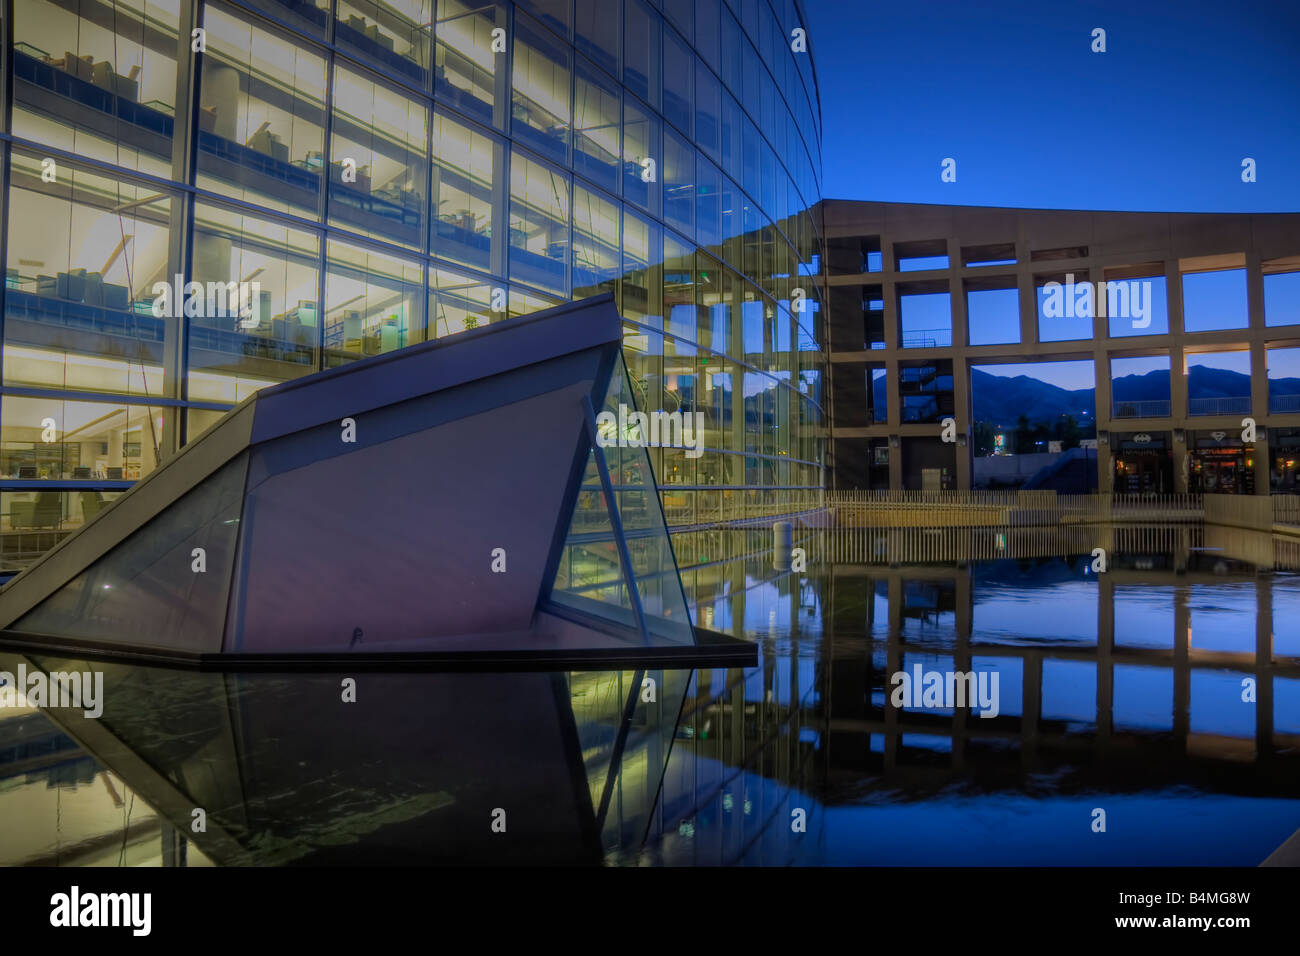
xmin=821 ymin=200 xmax=1300 ymax=494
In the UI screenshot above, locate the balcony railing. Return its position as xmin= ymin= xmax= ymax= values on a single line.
xmin=1269 ymin=394 xmax=1300 ymax=414
xmin=900 ymin=328 xmax=952 ymax=348
xmin=1188 ymin=396 xmax=1251 ymax=416
xmin=1112 ymin=399 xmax=1170 ymax=419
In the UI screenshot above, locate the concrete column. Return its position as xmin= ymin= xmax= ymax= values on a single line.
xmin=1250 ymin=336 xmax=1271 ymax=494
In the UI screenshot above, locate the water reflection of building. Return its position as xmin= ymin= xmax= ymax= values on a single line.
xmin=649 ymin=529 xmax=1300 ymax=865
xmin=0 ymin=658 xmax=700 ymax=866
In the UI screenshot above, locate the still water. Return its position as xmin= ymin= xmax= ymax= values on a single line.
xmin=2 ymin=526 xmax=1298 ymax=866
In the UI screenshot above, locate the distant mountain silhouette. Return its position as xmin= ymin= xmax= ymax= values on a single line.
xmin=953 ymin=367 xmax=1300 ymax=427
xmin=969 ymin=369 xmax=1094 ymax=426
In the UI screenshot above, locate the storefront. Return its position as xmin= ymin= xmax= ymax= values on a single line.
xmin=1272 ymin=428 xmax=1300 ymax=493
xmin=1113 ymin=432 xmax=1173 ymax=494
xmin=1188 ymin=430 xmax=1255 ymax=495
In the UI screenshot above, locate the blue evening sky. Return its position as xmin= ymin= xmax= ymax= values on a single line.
xmin=805 ymin=0 xmax=1300 ymax=212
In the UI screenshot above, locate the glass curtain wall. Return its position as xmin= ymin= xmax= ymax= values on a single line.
xmin=0 ymin=0 xmax=828 ymax=573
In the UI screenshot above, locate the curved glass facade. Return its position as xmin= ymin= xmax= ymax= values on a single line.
xmin=0 ymin=0 xmax=826 ymax=575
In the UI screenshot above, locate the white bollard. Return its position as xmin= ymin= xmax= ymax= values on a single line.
xmin=772 ymin=521 xmax=793 ymax=571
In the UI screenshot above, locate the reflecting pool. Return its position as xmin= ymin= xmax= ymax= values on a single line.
xmin=2 ymin=524 xmax=1298 ymax=866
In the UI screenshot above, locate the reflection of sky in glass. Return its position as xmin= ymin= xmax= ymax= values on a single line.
xmin=1113 ymin=664 xmax=1174 ymax=731
xmin=1041 ymin=660 xmax=1095 ymax=724
xmin=1114 ymin=585 xmax=1175 ymax=648
xmin=1189 ymin=583 xmax=1257 ymax=653
xmin=1190 ymin=669 xmax=1256 ymax=738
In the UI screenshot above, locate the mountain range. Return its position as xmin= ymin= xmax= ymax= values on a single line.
xmin=872 ymin=367 xmax=1300 ymax=426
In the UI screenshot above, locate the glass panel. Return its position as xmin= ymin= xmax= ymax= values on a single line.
xmin=551 ymin=446 xmax=638 ymax=619
xmin=240 ymin=0 xmax=329 ymax=37
xmin=428 ymin=266 xmax=495 ymax=336
xmin=0 ymin=490 xmax=125 ymax=571
xmin=661 ymin=26 xmax=692 ymax=135
xmin=13 ymin=453 xmax=249 ymax=652
xmin=186 ymin=407 xmax=230 ymax=442
xmin=1 ymin=395 xmax=169 ymax=481
xmin=431 ymin=110 xmax=497 ymax=271
xmin=598 ymin=354 xmax=693 ymax=641
xmin=196 ymin=6 xmax=327 ymax=217
xmin=435 ymin=0 xmax=503 ymax=128
xmin=507 ymin=284 xmax=560 ymax=318
xmin=663 ymin=128 xmax=695 ymax=238
xmin=329 ymin=66 xmax=428 ymax=250
xmin=512 ymin=16 xmax=571 ymax=165
xmin=663 ymin=233 xmax=695 ymax=342
xmin=663 ymin=0 xmax=691 ymax=40
xmin=324 ymin=240 xmax=425 ymax=367
xmin=574 ymin=57 xmax=621 ymax=194
xmin=695 ymin=0 xmax=720 ymax=70
xmin=3 ymin=154 xmax=172 ymax=398
xmin=515 ymin=0 xmax=569 ymax=37
xmin=572 ymin=186 xmax=620 ymax=299
xmin=335 ymin=0 xmax=432 ymax=86
xmin=622 ymin=99 xmax=660 ymax=215
xmin=575 ymin=0 xmax=619 ymax=78
xmin=508 ymin=153 xmax=569 ymax=295
xmin=12 ymin=0 xmax=180 ymax=178
xmin=695 ymin=58 xmax=721 ymax=162
xmin=553 ymin=355 xmax=692 ymax=643
xmin=621 ymin=209 xmax=661 ymax=328
xmin=189 ymin=202 xmax=321 ymax=396
xmin=696 ymin=158 xmax=722 ymax=256
xmin=623 ymin=0 xmax=659 ymax=109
